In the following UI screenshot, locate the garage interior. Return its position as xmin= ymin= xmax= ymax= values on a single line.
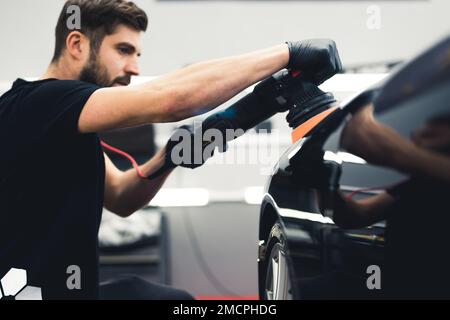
xmin=0 ymin=0 xmax=449 ymax=300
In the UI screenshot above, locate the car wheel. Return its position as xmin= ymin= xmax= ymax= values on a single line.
xmin=263 ymin=222 xmax=293 ymax=300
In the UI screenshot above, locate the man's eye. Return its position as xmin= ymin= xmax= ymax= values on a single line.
xmin=118 ymin=47 xmax=131 ymax=55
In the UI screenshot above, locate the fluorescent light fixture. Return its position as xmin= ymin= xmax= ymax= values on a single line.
xmin=240 ymin=73 xmax=387 ymax=95
xmin=319 ymin=73 xmax=388 ymax=93
xmin=149 ymin=188 xmax=209 ymax=207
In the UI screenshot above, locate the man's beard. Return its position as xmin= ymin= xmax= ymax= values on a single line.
xmin=78 ymin=54 xmax=130 ymax=88
xmin=78 ymin=54 xmax=111 ymax=87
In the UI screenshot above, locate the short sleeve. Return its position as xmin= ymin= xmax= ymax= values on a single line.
xmin=18 ymin=80 xmax=100 ymax=137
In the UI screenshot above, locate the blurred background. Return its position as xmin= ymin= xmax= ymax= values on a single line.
xmin=1 ymin=0 xmax=449 ymax=79
xmin=0 ymin=0 xmax=449 ymax=299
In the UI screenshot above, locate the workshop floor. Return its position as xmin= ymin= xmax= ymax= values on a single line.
xmin=163 ymin=202 xmax=260 ymax=299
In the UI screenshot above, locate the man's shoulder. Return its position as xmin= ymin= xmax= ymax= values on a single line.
xmin=0 ymin=78 xmax=100 ymax=133
xmin=9 ymin=77 xmax=98 ymax=92
xmin=1 ymin=78 xmax=95 ymax=101
xmin=21 ymin=78 xmax=98 ymax=95
xmin=2 ymin=78 xmax=99 ymax=110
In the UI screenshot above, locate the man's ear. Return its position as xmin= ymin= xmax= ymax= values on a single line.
xmin=65 ymin=31 xmax=90 ymax=61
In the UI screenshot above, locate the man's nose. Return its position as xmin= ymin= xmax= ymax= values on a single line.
xmin=125 ymin=58 xmax=140 ymax=76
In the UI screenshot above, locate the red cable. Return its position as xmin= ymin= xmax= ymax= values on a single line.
xmin=100 ymin=141 xmax=148 ymax=179
xmin=346 ymin=182 xmax=401 ymax=200
xmin=291 ymin=70 xmax=302 ymax=78
xmin=346 ymin=186 xmax=384 ymax=200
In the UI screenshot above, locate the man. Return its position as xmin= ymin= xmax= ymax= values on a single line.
xmin=0 ymin=0 xmax=341 ymax=299
xmin=335 ymin=105 xmax=450 ymax=298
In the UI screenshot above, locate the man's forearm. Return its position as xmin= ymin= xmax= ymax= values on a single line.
xmin=106 ymin=149 xmax=174 ymax=217
xmin=333 ymin=192 xmax=395 ymax=229
xmin=137 ymin=44 xmax=290 ymax=121
xmin=81 ymin=44 xmax=289 ymax=133
xmin=342 ymin=105 xmax=450 ymax=184
xmin=350 ymin=108 xmax=450 ymax=183
xmin=391 ymin=139 xmax=450 ymax=184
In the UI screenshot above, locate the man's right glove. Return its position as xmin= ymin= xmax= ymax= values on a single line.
xmin=286 ymin=39 xmax=343 ymax=85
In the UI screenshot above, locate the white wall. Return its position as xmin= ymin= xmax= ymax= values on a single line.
xmin=0 ymin=0 xmax=449 ymax=81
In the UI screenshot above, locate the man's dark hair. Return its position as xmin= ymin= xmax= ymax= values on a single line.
xmin=52 ymin=0 xmax=148 ymax=63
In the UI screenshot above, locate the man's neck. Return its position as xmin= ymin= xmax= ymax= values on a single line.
xmin=41 ymin=58 xmax=79 ymax=81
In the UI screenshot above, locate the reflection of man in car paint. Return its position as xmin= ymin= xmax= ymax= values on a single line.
xmin=334 ymin=104 xmax=450 ymax=298
xmin=335 ymin=105 xmax=450 ymax=227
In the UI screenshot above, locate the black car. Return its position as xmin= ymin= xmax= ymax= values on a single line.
xmin=258 ymin=36 xmax=450 ymax=299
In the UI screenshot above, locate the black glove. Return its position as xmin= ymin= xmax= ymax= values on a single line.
xmin=147 ymin=124 xmax=228 ymax=179
xmin=286 ymin=39 xmax=343 ymax=85
xmin=168 ymin=124 xmax=229 ymax=167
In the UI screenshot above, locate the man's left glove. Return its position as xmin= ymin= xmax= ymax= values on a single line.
xmin=147 ymin=124 xmax=228 ymax=179
xmin=286 ymin=39 xmax=343 ymax=85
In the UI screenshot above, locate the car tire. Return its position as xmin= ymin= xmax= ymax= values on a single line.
xmin=263 ymin=222 xmax=293 ymax=300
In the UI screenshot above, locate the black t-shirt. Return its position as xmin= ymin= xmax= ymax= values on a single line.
xmin=0 ymin=78 xmax=103 ymax=299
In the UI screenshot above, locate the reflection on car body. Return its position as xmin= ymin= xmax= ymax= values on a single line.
xmin=258 ymin=35 xmax=450 ymax=300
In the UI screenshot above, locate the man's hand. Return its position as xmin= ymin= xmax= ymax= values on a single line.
xmin=411 ymin=116 xmax=450 ymax=154
xmin=340 ymin=104 xmax=405 ymax=168
xmin=328 ymin=192 xmax=367 ymax=229
xmin=340 ymin=104 xmax=386 ymax=165
xmin=164 ymin=124 xmax=228 ymax=170
xmin=286 ymin=39 xmax=342 ymax=85
xmin=327 ymin=191 xmax=394 ymax=229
